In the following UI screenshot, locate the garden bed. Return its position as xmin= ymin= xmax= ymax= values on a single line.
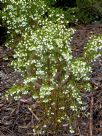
xmin=0 ymin=24 xmax=102 ymax=136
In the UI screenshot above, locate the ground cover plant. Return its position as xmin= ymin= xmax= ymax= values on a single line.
xmin=1 ymin=0 xmax=102 ymax=135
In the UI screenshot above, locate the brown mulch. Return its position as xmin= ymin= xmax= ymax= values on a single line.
xmin=0 ymin=24 xmax=102 ymax=136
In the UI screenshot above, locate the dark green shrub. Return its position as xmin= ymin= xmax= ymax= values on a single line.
xmin=76 ymin=0 xmax=102 ymax=23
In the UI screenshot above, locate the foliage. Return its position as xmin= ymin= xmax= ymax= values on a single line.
xmin=2 ymin=0 xmax=102 ymax=135
xmin=76 ymin=0 xmax=102 ymax=23
xmin=2 ymin=0 xmax=48 ymax=35
xmin=48 ymin=0 xmax=102 ymax=24
xmin=63 ymin=7 xmax=78 ymax=24
xmin=84 ymin=35 xmax=102 ymax=61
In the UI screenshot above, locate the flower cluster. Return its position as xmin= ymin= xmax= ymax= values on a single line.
xmin=84 ymin=35 xmax=102 ymax=61
xmin=71 ymin=59 xmax=92 ymax=80
xmin=2 ymin=0 xmax=48 ymax=35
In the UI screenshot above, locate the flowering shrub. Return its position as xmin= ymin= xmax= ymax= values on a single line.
xmin=2 ymin=0 xmax=48 ymax=34
xmin=2 ymin=0 xmax=102 ymax=135
xmin=2 ymin=0 xmax=67 ymax=36
xmin=5 ymin=22 xmax=91 ymax=133
xmin=84 ymin=35 xmax=102 ymax=61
